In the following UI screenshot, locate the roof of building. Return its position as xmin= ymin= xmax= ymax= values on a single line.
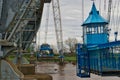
xmin=82 ymin=2 xmax=108 ymax=26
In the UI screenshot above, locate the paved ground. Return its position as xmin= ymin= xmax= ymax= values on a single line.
xmin=36 ymin=62 xmax=120 ymax=80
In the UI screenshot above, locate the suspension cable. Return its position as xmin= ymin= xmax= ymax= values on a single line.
xmin=116 ymin=0 xmax=120 ymax=32
xmin=114 ymin=0 xmax=118 ymax=32
xmin=111 ymin=1 xmax=116 ymax=32
xmin=99 ymin=0 xmax=101 ymax=13
xmin=82 ymin=0 xmax=84 ymax=43
xmin=103 ymin=0 xmax=107 ymax=19
xmin=82 ymin=0 xmax=84 ymax=22
xmin=110 ymin=0 xmax=119 ymax=41
xmin=44 ymin=3 xmax=50 ymax=43
xmin=113 ymin=0 xmax=119 ymax=32
xmin=104 ymin=0 xmax=106 ymax=11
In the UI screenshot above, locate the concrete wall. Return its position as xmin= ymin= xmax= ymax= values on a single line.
xmin=0 ymin=60 xmax=24 ymax=80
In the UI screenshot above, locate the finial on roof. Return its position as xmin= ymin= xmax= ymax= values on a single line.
xmin=90 ymin=2 xmax=98 ymax=15
xmin=82 ymin=1 xmax=108 ymax=26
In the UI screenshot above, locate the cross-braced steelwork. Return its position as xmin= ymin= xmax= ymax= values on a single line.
xmin=44 ymin=3 xmax=50 ymax=43
xmin=0 ymin=0 xmax=45 ymax=79
xmin=52 ymin=0 xmax=64 ymax=60
xmin=0 ymin=0 xmax=44 ymax=57
xmin=108 ymin=0 xmax=112 ymax=23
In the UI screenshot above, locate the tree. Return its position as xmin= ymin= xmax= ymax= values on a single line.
xmin=65 ymin=38 xmax=78 ymax=54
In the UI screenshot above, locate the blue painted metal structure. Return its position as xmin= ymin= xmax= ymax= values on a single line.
xmin=88 ymin=42 xmax=120 ymax=74
xmin=82 ymin=3 xmax=108 ymax=25
xmin=76 ymin=44 xmax=90 ymax=77
xmin=82 ymin=2 xmax=108 ymax=45
xmin=76 ymin=2 xmax=120 ymax=78
xmin=87 ymin=41 xmax=120 ymax=76
xmin=37 ymin=44 xmax=54 ymax=58
xmin=88 ymin=41 xmax=120 ymax=50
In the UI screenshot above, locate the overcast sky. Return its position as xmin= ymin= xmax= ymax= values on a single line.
xmin=36 ymin=0 xmax=120 ymax=46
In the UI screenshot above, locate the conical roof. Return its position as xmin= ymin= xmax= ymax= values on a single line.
xmin=82 ymin=2 xmax=108 ymax=26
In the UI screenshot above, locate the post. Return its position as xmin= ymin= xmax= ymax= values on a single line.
xmin=59 ymin=49 xmax=64 ymax=63
xmin=114 ymin=32 xmax=118 ymax=41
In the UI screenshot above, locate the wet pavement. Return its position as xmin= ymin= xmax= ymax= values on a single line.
xmin=36 ymin=62 xmax=120 ymax=80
